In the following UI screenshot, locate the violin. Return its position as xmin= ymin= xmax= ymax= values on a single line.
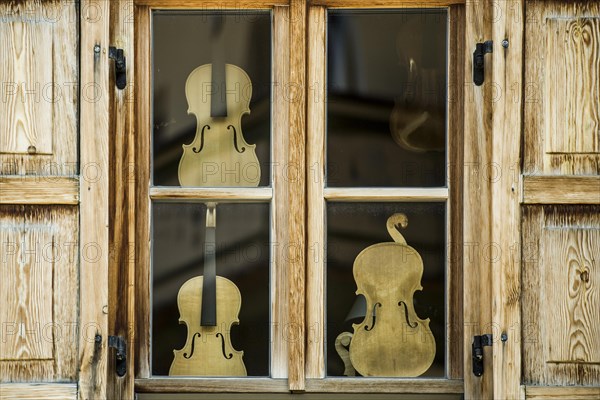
xmin=169 ymin=204 xmax=246 ymax=376
xmin=349 ymin=214 xmax=435 ymax=377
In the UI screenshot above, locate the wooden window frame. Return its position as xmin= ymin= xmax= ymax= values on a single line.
xmin=304 ymin=1 xmax=465 ymax=394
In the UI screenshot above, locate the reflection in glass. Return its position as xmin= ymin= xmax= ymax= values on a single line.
xmin=326 ymin=202 xmax=446 ymax=377
xmin=152 ymin=11 xmax=272 ymax=187
xmin=152 ymin=203 xmax=270 ymax=376
xmin=327 ymin=10 xmax=448 ymax=187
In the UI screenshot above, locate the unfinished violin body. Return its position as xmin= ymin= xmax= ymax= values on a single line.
xmin=349 ymin=214 xmax=435 ymax=377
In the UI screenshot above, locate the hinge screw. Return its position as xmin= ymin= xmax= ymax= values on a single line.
xmin=502 ymin=39 xmax=509 ymax=48
xmin=94 ymin=44 xmax=101 ymax=54
xmin=501 ymin=333 xmax=508 ymax=342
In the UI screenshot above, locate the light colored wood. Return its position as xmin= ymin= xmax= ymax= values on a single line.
xmin=490 ymin=1 xmax=523 ymax=399
xmin=304 ymin=378 xmax=464 ymax=393
xmin=287 ymin=0 xmax=306 ymax=392
xmin=0 ymin=1 xmax=77 ymax=176
xmin=463 ymin=0 xmax=494 ymax=398
xmin=522 ymin=205 xmax=600 ymax=385
xmin=523 ymin=176 xmax=600 ymax=204
xmin=447 ymin=3 xmax=465 ymax=380
xmin=178 ymin=64 xmax=261 ymax=187
xmin=0 ymin=206 xmax=78 ymax=382
xmin=169 ymin=276 xmax=246 ymax=376
xmin=524 ymin=385 xmax=600 ymax=400
xmin=150 ymin=187 xmax=272 ymax=202
xmin=349 ymin=214 xmax=435 ymax=377
xmin=310 ymin=0 xmax=463 ymax=7
xmin=0 ymin=383 xmax=77 ymax=399
xmin=306 ymin=4 xmax=326 ymax=380
xmin=108 ymin=1 xmax=136 ymax=398
xmin=135 ymin=0 xmax=288 ymax=8
xmin=271 ymin=4 xmax=291 ymax=379
xmin=135 ymin=378 xmax=289 ymax=393
xmin=334 ymin=332 xmax=355 ymax=376
xmin=324 ymin=188 xmax=448 ymax=202
xmin=543 ymin=228 xmax=600 ymax=364
xmin=78 ymin=0 xmax=110 ymax=398
xmin=135 ymin=4 xmax=152 ymax=379
xmin=524 ymin=1 xmax=600 ymax=176
xmin=0 ymin=177 xmax=78 ymax=205
xmin=545 ymin=17 xmax=600 ymax=155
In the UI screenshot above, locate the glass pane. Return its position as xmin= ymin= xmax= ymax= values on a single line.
xmin=327 ymin=10 xmax=447 ymax=187
xmin=326 ymin=202 xmax=446 ymax=377
xmin=152 ymin=202 xmax=270 ymax=376
xmin=152 ymin=11 xmax=271 ymax=187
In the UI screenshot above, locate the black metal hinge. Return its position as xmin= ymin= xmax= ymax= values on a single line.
xmin=108 ymin=335 xmax=127 ymax=377
xmin=473 ymin=40 xmax=493 ymax=86
xmin=472 ymin=334 xmax=493 ymax=377
xmin=108 ymin=47 xmax=127 ymax=90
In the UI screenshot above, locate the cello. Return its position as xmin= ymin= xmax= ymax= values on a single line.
xmin=170 ymin=28 xmax=259 ymax=375
xmin=348 ymin=213 xmax=436 ymax=377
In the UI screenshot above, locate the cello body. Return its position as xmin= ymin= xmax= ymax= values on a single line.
xmin=169 ymin=276 xmax=246 ymax=376
xmin=178 ymin=64 xmax=260 ymax=187
xmin=349 ymin=214 xmax=436 ymax=377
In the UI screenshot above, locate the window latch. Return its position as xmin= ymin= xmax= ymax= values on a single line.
xmin=472 ymin=334 xmax=493 ymax=376
xmin=108 ymin=335 xmax=127 ymax=377
xmin=473 ymin=40 xmax=493 ymax=86
xmin=109 ymin=47 xmax=127 ymax=90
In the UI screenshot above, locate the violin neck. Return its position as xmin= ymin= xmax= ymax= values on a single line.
xmin=201 ymin=203 xmax=217 ymax=327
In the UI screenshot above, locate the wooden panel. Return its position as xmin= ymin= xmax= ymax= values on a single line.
xmin=522 ymin=205 xmax=600 ymax=385
xmin=323 ymin=188 xmax=448 ymax=202
xmin=0 ymin=206 xmax=78 ymax=382
xmin=0 ymin=1 xmax=77 ymax=176
xmin=490 ymin=0 xmax=523 ymax=399
xmin=0 ymin=383 xmax=77 ymax=399
xmin=304 ymin=378 xmax=463 ymax=394
xmin=287 ymin=0 xmax=306 ymax=392
xmin=78 ymin=0 xmax=110 ymax=398
xmin=0 ymin=177 xmax=79 ymax=205
xmin=271 ymin=5 xmax=290 ymax=379
xmin=546 ymin=17 xmax=600 ymax=154
xmin=524 ymin=385 xmax=600 ymax=400
xmin=523 ymin=176 xmax=600 ymax=204
xmin=150 ymin=187 xmax=272 ymax=202
xmin=135 ymin=378 xmax=289 ymax=393
xmin=463 ymin=0 xmax=493 ymax=398
xmin=543 ymin=228 xmax=600 ymax=364
xmin=524 ymin=1 xmax=600 ymax=175
xmin=135 ymin=0 xmax=288 ymax=8
xmin=306 ymin=4 xmax=326 ymax=380
xmin=310 ymin=0 xmax=464 ymax=7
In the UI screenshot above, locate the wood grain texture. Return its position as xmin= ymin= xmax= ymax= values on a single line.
xmin=271 ymin=5 xmax=290 ymax=379
xmin=134 ymin=378 xmax=289 ymax=393
xmin=310 ymin=0 xmax=464 ymax=7
xmin=463 ymin=0 xmax=493 ymax=398
xmin=522 ymin=205 xmax=600 ymax=385
xmin=0 ymin=177 xmax=78 ymax=205
xmin=150 ymin=187 xmax=272 ymax=202
xmin=304 ymin=378 xmax=464 ymax=393
xmin=134 ymin=4 xmax=152 ymax=379
xmin=542 ymin=228 xmax=600 ymax=364
xmin=135 ymin=0 xmax=288 ymax=8
xmin=0 ymin=0 xmax=77 ymax=176
xmin=490 ymin=1 xmax=523 ymax=399
xmin=0 ymin=383 xmax=77 ymax=399
xmin=447 ymin=3 xmax=464 ymax=380
xmin=108 ymin=1 xmax=136 ymax=398
xmin=78 ymin=1 xmax=110 ymax=398
xmin=524 ymin=1 xmax=600 ymax=175
xmin=545 ymin=17 xmax=600 ymax=154
xmin=0 ymin=206 xmax=78 ymax=382
xmin=323 ymin=188 xmax=448 ymax=202
xmin=523 ymin=176 xmax=600 ymax=204
xmin=524 ymin=385 xmax=600 ymax=400
xmin=305 ymin=4 xmax=325 ymax=380
xmin=287 ymin=0 xmax=306 ymax=392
